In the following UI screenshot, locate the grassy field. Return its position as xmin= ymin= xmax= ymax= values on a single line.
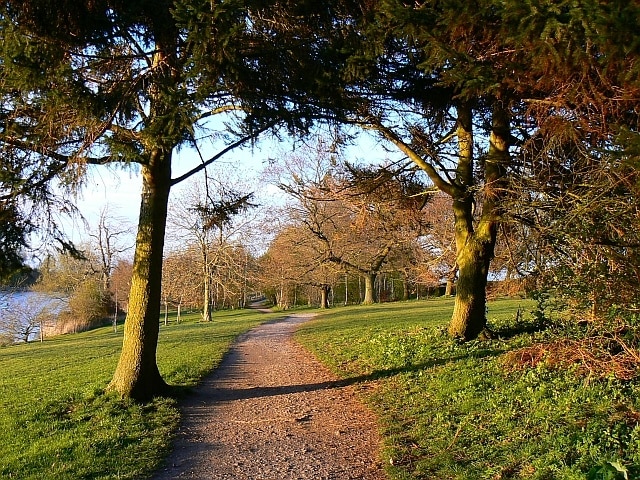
xmin=296 ymin=297 xmax=640 ymax=480
xmin=3 ymin=298 xmax=639 ymax=479
xmin=0 ymin=308 xmax=281 ymax=480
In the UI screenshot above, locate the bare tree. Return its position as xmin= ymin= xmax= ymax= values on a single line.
xmin=168 ymin=168 xmax=258 ymax=320
xmin=268 ymin=139 xmax=431 ymax=304
xmin=87 ymin=206 xmax=134 ymax=293
xmin=110 ymin=259 xmax=133 ymax=331
xmin=259 ymin=224 xmax=341 ymax=309
xmin=419 ymin=192 xmax=458 ymax=295
xmin=161 ymin=248 xmax=201 ymax=324
xmin=34 ymin=250 xmax=109 ymax=333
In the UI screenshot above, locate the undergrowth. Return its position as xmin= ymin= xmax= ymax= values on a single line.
xmin=296 ymin=297 xmax=640 ymax=480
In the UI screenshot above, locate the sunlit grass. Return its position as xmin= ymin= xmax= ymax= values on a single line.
xmin=296 ymin=297 xmax=640 ymax=479
xmin=0 ymin=308 xmax=281 ymax=480
xmin=5 ymin=297 xmax=638 ymax=479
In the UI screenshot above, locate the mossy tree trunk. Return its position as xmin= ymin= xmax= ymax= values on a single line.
xmin=448 ymin=102 xmax=509 ymax=340
xmin=108 ymin=33 xmax=178 ymax=400
xmin=448 ymin=234 xmax=494 ymax=339
xmin=107 ymin=148 xmax=172 ymax=400
xmin=373 ymin=101 xmax=509 ymax=340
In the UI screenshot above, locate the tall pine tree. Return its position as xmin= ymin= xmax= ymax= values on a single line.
xmin=0 ymin=1 xmax=279 ymax=400
xmin=224 ymin=0 xmax=640 ymax=339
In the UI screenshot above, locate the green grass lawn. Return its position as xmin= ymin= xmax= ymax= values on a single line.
xmin=3 ymin=299 xmax=639 ymax=480
xmin=296 ymin=297 xmax=640 ymax=480
xmin=0 ymin=308 xmax=281 ymax=480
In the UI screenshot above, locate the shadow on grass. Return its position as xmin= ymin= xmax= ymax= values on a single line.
xmin=200 ymin=349 xmax=506 ymax=403
xmin=490 ymin=319 xmax=551 ymax=340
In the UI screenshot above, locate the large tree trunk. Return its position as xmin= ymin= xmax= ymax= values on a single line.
xmin=362 ymin=273 xmax=377 ymax=304
xmin=448 ymin=102 xmax=509 ymax=341
xmin=319 ymin=285 xmax=330 ymax=309
xmin=448 ymin=237 xmax=494 ymax=339
xmin=108 ymin=149 xmax=172 ymax=400
xmin=107 ymin=21 xmax=182 ymax=400
xmin=402 ymin=272 xmax=410 ymax=301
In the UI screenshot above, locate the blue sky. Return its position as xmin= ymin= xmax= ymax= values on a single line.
xmin=63 ymin=128 xmax=393 ymax=255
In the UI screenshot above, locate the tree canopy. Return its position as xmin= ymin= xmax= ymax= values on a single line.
xmin=225 ymin=0 xmax=640 ymax=339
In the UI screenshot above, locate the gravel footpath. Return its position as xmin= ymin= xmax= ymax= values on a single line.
xmin=153 ymin=313 xmax=387 ymax=480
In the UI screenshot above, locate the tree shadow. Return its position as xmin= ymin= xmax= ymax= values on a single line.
xmin=194 ymin=348 xmax=506 ymax=403
xmin=489 ymin=319 xmax=551 ymax=340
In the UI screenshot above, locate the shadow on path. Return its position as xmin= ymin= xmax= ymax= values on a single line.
xmin=153 ymin=312 xmax=386 ymax=480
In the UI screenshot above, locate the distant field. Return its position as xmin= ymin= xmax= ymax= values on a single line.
xmin=0 ymin=309 xmax=281 ymax=480
xmin=296 ymin=297 xmax=640 ymax=480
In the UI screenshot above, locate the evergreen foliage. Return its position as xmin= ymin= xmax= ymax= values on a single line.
xmin=227 ymin=0 xmax=640 ymax=338
xmin=0 ymin=0 xmax=279 ymax=399
xmin=1 ymin=0 xmax=639 ymax=392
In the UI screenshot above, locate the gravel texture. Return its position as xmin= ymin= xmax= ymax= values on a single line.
xmin=153 ymin=313 xmax=387 ymax=480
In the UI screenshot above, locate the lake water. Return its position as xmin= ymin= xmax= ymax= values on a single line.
xmin=0 ymin=291 xmax=68 ymax=342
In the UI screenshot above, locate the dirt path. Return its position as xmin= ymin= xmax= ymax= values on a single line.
xmin=153 ymin=313 xmax=387 ymax=480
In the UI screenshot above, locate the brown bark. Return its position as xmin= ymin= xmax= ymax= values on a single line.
xmin=445 ymin=265 xmax=458 ymax=296
xmin=362 ymin=273 xmax=376 ymax=304
xmin=402 ymin=273 xmax=410 ymax=301
xmin=319 ymin=285 xmax=330 ymax=309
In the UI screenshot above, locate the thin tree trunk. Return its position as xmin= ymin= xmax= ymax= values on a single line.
xmin=344 ymin=273 xmax=348 ymax=306
xmin=241 ymin=253 xmax=248 ymax=309
xmin=402 ymin=272 xmax=410 ymax=301
xmin=113 ymin=290 xmax=118 ymax=333
xmin=202 ymin=259 xmax=212 ymax=322
xmin=164 ymin=299 xmax=168 ymax=326
xmin=108 ymin=150 xmax=171 ymax=400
